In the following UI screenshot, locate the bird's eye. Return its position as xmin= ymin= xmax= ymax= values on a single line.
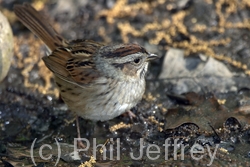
xmin=133 ymin=58 xmax=141 ymax=64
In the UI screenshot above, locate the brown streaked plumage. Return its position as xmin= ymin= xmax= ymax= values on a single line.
xmin=14 ymin=3 xmax=159 ymax=122
xmin=101 ymin=44 xmax=148 ymax=58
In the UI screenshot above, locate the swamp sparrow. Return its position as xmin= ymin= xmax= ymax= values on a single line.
xmin=14 ymin=4 xmax=158 ymax=122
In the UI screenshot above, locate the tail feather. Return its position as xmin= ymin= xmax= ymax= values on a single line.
xmin=14 ymin=3 xmax=65 ymax=50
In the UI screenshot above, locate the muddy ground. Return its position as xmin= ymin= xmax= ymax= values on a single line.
xmin=0 ymin=0 xmax=250 ymax=166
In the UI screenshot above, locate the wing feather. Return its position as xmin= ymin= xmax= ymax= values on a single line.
xmin=42 ymin=40 xmax=104 ymax=85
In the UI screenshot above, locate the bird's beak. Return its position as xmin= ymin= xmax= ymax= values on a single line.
xmin=147 ymin=53 xmax=159 ymax=61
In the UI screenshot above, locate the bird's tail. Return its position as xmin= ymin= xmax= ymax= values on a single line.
xmin=14 ymin=3 xmax=66 ymax=50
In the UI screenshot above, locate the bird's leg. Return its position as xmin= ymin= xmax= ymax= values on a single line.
xmin=127 ymin=110 xmax=136 ymax=120
xmin=122 ymin=110 xmax=136 ymax=121
xmin=75 ymin=116 xmax=86 ymax=148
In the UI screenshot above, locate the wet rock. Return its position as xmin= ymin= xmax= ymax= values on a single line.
xmin=224 ymin=117 xmax=242 ymax=132
xmin=159 ymin=48 xmax=236 ymax=94
xmin=0 ymin=11 xmax=13 ymax=82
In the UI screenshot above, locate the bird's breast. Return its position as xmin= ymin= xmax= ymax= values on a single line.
xmin=56 ymin=76 xmax=145 ymax=121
